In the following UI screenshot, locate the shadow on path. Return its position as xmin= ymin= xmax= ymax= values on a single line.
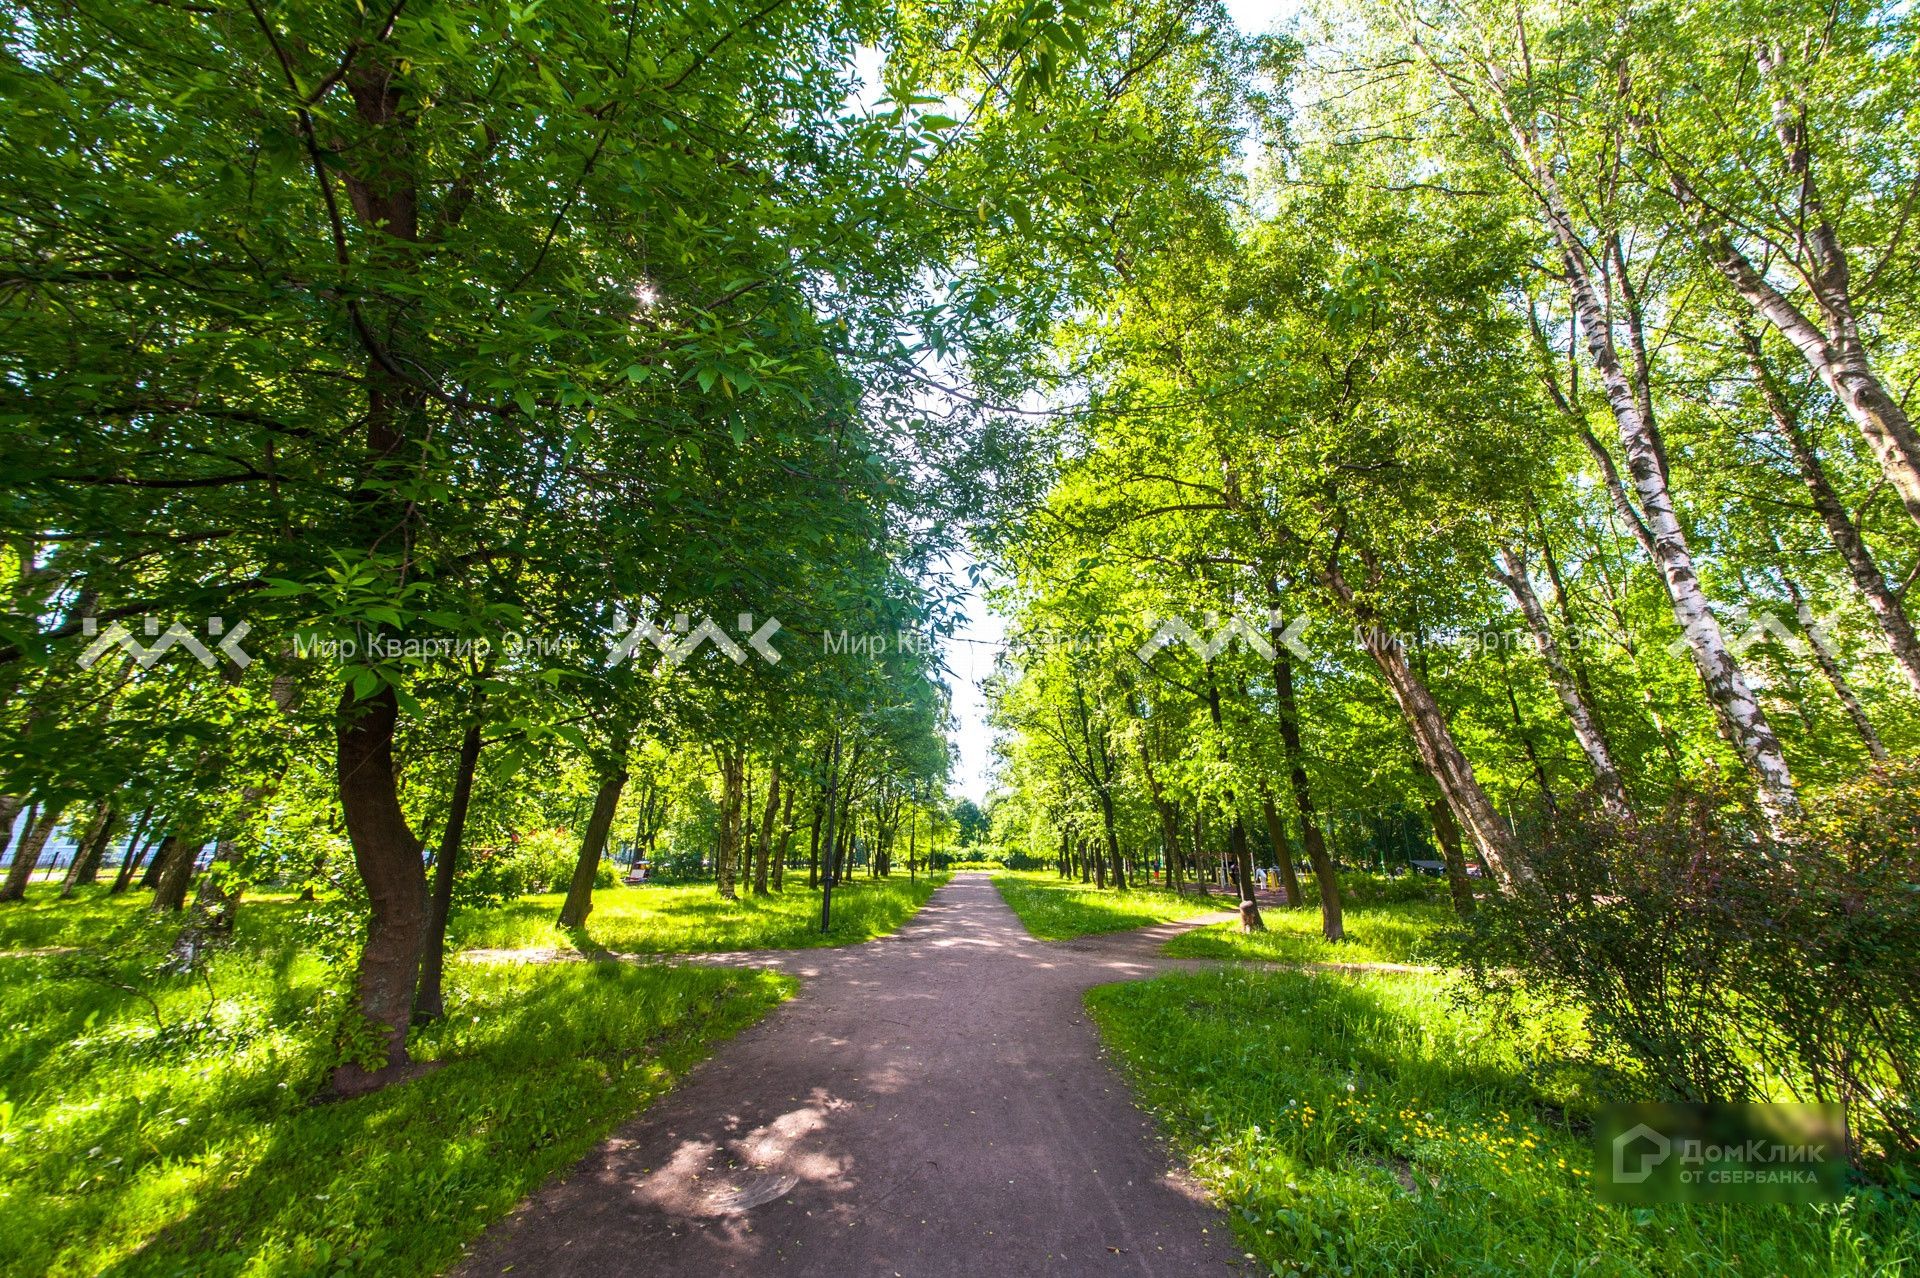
xmin=453 ymin=873 xmax=1245 ymax=1277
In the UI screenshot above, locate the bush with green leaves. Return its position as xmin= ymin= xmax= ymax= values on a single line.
xmin=1460 ymin=762 xmax=1920 ymax=1170
xmin=457 ymin=829 xmax=610 ymax=905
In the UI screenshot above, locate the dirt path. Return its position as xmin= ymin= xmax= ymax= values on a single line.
xmin=454 ymin=872 xmax=1241 ymax=1277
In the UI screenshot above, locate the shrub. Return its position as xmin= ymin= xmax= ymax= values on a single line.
xmin=1338 ymin=869 xmax=1447 ymax=906
xmin=459 ymin=828 xmax=583 ymax=902
xmin=1460 ymin=763 xmax=1920 ymax=1169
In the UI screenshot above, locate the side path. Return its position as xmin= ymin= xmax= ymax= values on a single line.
xmin=455 ymin=873 xmax=1240 ymax=1276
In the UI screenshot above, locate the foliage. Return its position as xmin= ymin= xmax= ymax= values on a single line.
xmin=1461 ymin=763 xmax=1920 ymax=1165
xmin=1164 ymin=902 xmax=1455 ymax=967
xmin=449 ymin=877 xmax=947 ymax=953
xmin=1090 ymin=967 xmax=1920 ymax=1278
xmin=0 ymin=890 xmax=790 ymax=1277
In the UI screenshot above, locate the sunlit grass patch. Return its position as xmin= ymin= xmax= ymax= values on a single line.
xmin=0 ymin=932 xmax=790 ymax=1278
xmin=990 ymin=869 xmax=1226 ymax=940
xmin=448 ymin=873 xmax=947 ymax=954
xmin=1088 ymin=968 xmax=1919 ymax=1277
xmin=1162 ymin=901 xmax=1456 ymax=966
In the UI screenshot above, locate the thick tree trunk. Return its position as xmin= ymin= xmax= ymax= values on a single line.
xmin=0 ymin=797 xmax=20 ymax=868
xmin=1326 ymin=557 xmax=1527 ymax=887
xmin=1097 ymin=791 xmax=1126 ymax=891
xmin=753 ymin=762 xmax=780 ymax=897
xmin=1497 ymin=545 xmax=1631 ymax=813
xmin=416 ymin=721 xmax=483 ymax=1022
xmin=560 ymin=750 xmax=630 ymax=928
xmin=333 ymin=683 xmax=429 ymax=1096
xmin=1426 ymin=797 xmax=1476 ymax=917
xmin=1259 ymin=794 xmax=1305 ymax=907
xmin=714 ymin=748 xmax=742 ymax=901
xmin=0 ymin=803 xmax=56 ymax=902
xmin=140 ymin=833 xmax=180 ymax=900
xmin=773 ymin=784 xmax=794 ymax=891
xmin=61 ymin=801 xmax=117 ymax=896
xmin=1269 ymin=594 xmax=1341 ymax=935
xmin=1746 ymin=332 xmax=1920 ymax=697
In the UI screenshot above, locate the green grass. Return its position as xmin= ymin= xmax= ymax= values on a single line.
xmin=449 ymin=873 xmax=948 ymax=953
xmin=0 ymin=883 xmax=807 ymax=1277
xmin=990 ymin=869 xmax=1228 ymax=940
xmin=1088 ymin=967 xmax=1920 ymax=1277
xmin=1163 ymin=901 xmax=1456 ymax=966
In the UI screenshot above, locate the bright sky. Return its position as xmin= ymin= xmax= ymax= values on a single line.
xmin=939 ymin=0 xmax=1303 ymax=803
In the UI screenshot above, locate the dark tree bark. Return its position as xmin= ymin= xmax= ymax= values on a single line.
xmin=1425 ymin=797 xmax=1476 ymax=917
xmin=559 ymin=748 xmax=631 ymax=928
xmin=1259 ymin=793 xmax=1305 ymax=907
xmin=415 ymin=721 xmax=484 ymax=1022
xmin=1270 ymin=591 xmax=1342 ymax=938
xmin=0 ymin=803 xmax=55 ymax=902
xmin=152 ymin=825 xmax=202 ymax=911
xmin=332 ymin=683 xmax=429 ymax=1096
xmin=110 ymin=815 xmax=158 ymax=895
xmin=61 ymin=801 xmax=118 ymax=896
xmin=753 ymin=762 xmax=781 ymax=896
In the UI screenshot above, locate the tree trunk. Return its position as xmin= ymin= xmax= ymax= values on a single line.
xmin=773 ymin=783 xmax=794 ymax=891
xmin=1259 ymin=793 xmax=1305 ymax=907
xmin=1746 ymin=331 xmax=1920 ymax=697
xmin=807 ymin=791 xmax=822 ymax=889
xmin=61 ymin=801 xmax=117 ymax=896
xmin=1325 ymin=556 xmax=1527 ymax=887
xmin=0 ymin=797 xmax=20 ymax=870
xmin=560 ymin=748 xmax=630 ymax=928
xmin=1426 ymin=797 xmax=1476 ymax=917
xmin=1784 ymin=575 xmax=1888 ymax=760
xmin=714 ymin=747 xmax=743 ymax=901
xmin=110 ymin=817 xmax=157 ymax=894
xmin=153 ymin=832 xmax=208 ymax=909
xmin=818 ymin=736 xmax=842 ymax=932
xmin=1496 ymin=545 xmax=1631 ymax=813
xmin=1097 ymin=791 xmax=1126 ymax=890
xmin=332 ymin=682 xmax=428 ymax=1095
xmin=753 ymin=762 xmax=780 ymax=897
xmin=416 ymin=721 xmax=483 ymax=1022
xmin=1490 ymin=82 xmax=1799 ymax=827
xmin=1269 ymin=591 xmax=1341 ymax=935
xmin=0 ymin=803 xmax=56 ymax=902
xmin=1659 ymin=103 xmax=1920 ymax=531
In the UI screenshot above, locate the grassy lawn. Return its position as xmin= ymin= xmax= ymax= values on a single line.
xmin=1088 ymin=967 xmax=1919 ymax=1277
xmin=991 ymin=869 xmax=1227 ymax=940
xmin=1163 ymin=901 xmax=1456 ymax=967
xmin=448 ymin=873 xmax=949 ymax=953
xmin=0 ymin=884 xmax=810 ymax=1277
